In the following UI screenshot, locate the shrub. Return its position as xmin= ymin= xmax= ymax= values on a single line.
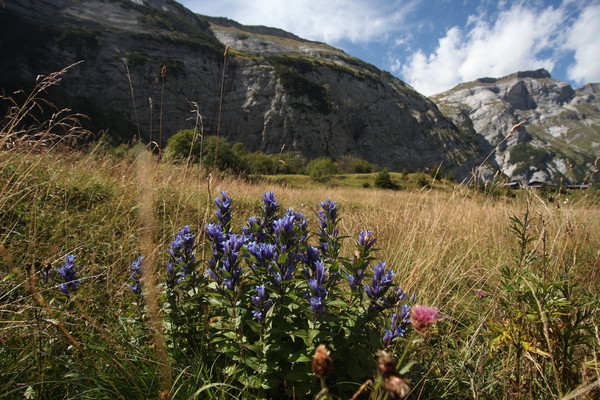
xmin=337 ymin=155 xmax=378 ymax=174
xmin=244 ymin=151 xmax=276 ymax=174
xmin=164 ymin=131 xmax=244 ymax=172
xmin=275 ymin=151 xmax=306 ymax=174
xmin=374 ymin=169 xmax=398 ymax=189
xmin=306 ymin=157 xmax=337 ymax=182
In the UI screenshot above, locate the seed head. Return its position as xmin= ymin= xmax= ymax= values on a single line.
xmin=376 ymin=350 xmax=410 ymax=398
xmin=385 ymin=375 xmax=410 ymax=398
xmin=312 ymin=344 xmax=333 ymax=378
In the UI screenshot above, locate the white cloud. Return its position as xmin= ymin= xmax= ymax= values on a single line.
xmin=182 ymin=0 xmax=415 ymax=44
xmin=566 ymin=4 xmax=600 ymax=84
xmin=399 ymin=3 xmax=565 ymax=95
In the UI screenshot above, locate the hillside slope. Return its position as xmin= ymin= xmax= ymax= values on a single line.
xmin=0 ymin=0 xmax=481 ymax=178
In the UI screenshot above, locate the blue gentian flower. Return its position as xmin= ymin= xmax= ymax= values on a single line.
xmin=214 ymin=191 xmax=233 ymax=231
xmin=262 ymin=192 xmax=278 ymax=219
xmin=364 ymin=262 xmax=396 ymax=312
xmin=383 ymin=305 xmax=411 ymax=347
xmin=166 ymin=226 xmax=197 ymax=288
xmin=358 ymin=230 xmax=376 ymax=250
xmin=56 ymin=255 xmax=80 ymax=294
xmin=251 ymin=284 xmax=273 ymax=324
xmin=128 ymin=256 xmax=143 ymax=296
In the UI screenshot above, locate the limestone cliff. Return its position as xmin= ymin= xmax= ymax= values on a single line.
xmin=432 ymin=69 xmax=599 ymax=183
xmin=0 ymin=0 xmax=480 ymax=177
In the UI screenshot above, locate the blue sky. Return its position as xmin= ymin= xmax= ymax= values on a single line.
xmin=178 ymin=0 xmax=600 ymax=96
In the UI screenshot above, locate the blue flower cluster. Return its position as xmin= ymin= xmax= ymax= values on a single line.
xmin=128 ymin=256 xmax=143 ymax=296
xmin=56 ymin=255 xmax=80 ymax=294
xmin=317 ymin=199 xmax=340 ymax=261
xmin=305 ymin=260 xmax=328 ymax=315
xmin=365 ymin=262 xmax=398 ymax=312
xmin=383 ymin=305 xmax=411 ymax=347
xmin=348 ymin=230 xmax=376 ymax=291
xmin=214 ymin=191 xmax=233 ymax=232
xmin=166 ymin=225 xmax=197 ymax=288
xmin=251 ymin=284 xmax=273 ymax=325
xmin=221 ymin=234 xmax=246 ymax=292
xmin=128 ymin=191 xmax=413 ymax=337
xmin=383 ymin=305 xmax=410 ymax=347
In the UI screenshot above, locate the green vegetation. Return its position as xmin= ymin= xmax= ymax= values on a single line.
xmin=268 ymin=56 xmax=331 ymax=113
xmin=306 ymin=157 xmax=338 ymax=182
xmin=374 ymin=169 xmax=398 ymax=190
xmin=116 ymin=0 xmax=223 ymax=53
xmin=510 ymin=142 xmax=554 ymax=176
xmin=2 ymin=58 xmax=599 ymax=400
xmin=164 ymin=129 xmax=307 ymax=175
xmin=336 ymin=155 xmax=378 ymax=174
xmin=123 ymin=50 xmax=149 ymax=67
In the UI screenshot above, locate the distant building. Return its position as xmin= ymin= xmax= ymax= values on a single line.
xmin=502 ymin=181 xmax=522 ymax=189
xmin=566 ymin=183 xmax=592 ymax=190
xmin=526 ymin=180 xmax=557 ymax=189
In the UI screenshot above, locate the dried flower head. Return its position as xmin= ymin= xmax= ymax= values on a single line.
xmin=376 ymin=350 xmax=410 ymax=398
xmin=385 ymin=375 xmax=410 ymax=398
xmin=376 ymin=350 xmax=396 ymax=378
xmin=312 ymin=344 xmax=333 ymax=378
xmin=410 ymin=305 xmax=441 ymax=333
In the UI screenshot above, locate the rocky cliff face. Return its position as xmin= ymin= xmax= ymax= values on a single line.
xmin=0 ymin=0 xmax=481 ymax=177
xmin=432 ymin=69 xmax=600 ymax=183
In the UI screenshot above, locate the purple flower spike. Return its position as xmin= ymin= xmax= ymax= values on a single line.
xmin=128 ymin=256 xmax=144 ymax=296
xmin=214 ymin=191 xmax=234 ymax=230
xmin=358 ymin=230 xmax=376 ymax=250
xmin=262 ymin=192 xmax=278 ymax=218
xmin=251 ymin=284 xmax=273 ymax=325
xmin=56 ymin=255 xmax=80 ymax=294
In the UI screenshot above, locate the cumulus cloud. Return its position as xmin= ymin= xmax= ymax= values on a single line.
xmin=183 ymin=0 xmax=414 ymax=44
xmin=566 ymin=4 xmax=600 ymax=84
xmin=399 ymin=4 xmax=565 ymax=95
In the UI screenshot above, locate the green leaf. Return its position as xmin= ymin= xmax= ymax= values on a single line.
xmin=289 ymin=349 xmax=311 ymax=363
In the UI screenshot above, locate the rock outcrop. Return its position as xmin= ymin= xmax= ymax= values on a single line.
xmin=0 ymin=0 xmax=481 ymax=177
xmin=432 ymin=69 xmax=600 ymax=183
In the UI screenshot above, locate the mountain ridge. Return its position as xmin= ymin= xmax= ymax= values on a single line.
xmin=432 ymin=68 xmax=599 ymax=183
xmin=1 ymin=0 xmax=598 ymax=183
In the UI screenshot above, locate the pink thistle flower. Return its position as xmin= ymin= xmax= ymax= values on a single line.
xmin=410 ymin=305 xmax=441 ymax=333
xmin=475 ymin=290 xmax=487 ymax=299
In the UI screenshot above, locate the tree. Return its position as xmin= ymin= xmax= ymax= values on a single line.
xmin=164 ymin=130 xmax=243 ymax=172
xmin=164 ymin=129 xmax=202 ymax=162
xmin=336 ymin=155 xmax=378 ymax=173
xmin=374 ymin=169 xmax=398 ymax=189
xmin=306 ymin=157 xmax=337 ymax=182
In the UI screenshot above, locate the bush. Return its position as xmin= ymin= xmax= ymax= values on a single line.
xmin=275 ymin=151 xmax=306 ymax=174
xmin=164 ymin=130 xmax=244 ymax=172
xmin=244 ymin=151 xmax=276 ymax=174
xmin=337 ymin=155 xmax=378 ymax=174
xmin=374 ymin=169 xmax=398 ymax=189
xmin=306 ymin=157 xmax=337 ymax=182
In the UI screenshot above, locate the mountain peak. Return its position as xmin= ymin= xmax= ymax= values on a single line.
xmin=475 ymin=68 xmax=552 ymax=84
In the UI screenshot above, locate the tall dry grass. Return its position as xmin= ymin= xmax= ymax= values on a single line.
xmin=1 ymin=64 xmax=598 ymax=399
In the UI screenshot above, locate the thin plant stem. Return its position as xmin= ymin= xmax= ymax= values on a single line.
xmin=213 ymin=46 xmax=229 ymax=174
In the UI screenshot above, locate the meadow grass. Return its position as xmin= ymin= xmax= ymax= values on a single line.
xmin=1 ymin=68 xmax=598 ymax=399
xmin=1 ymin=145 xmax=598 ymax=399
